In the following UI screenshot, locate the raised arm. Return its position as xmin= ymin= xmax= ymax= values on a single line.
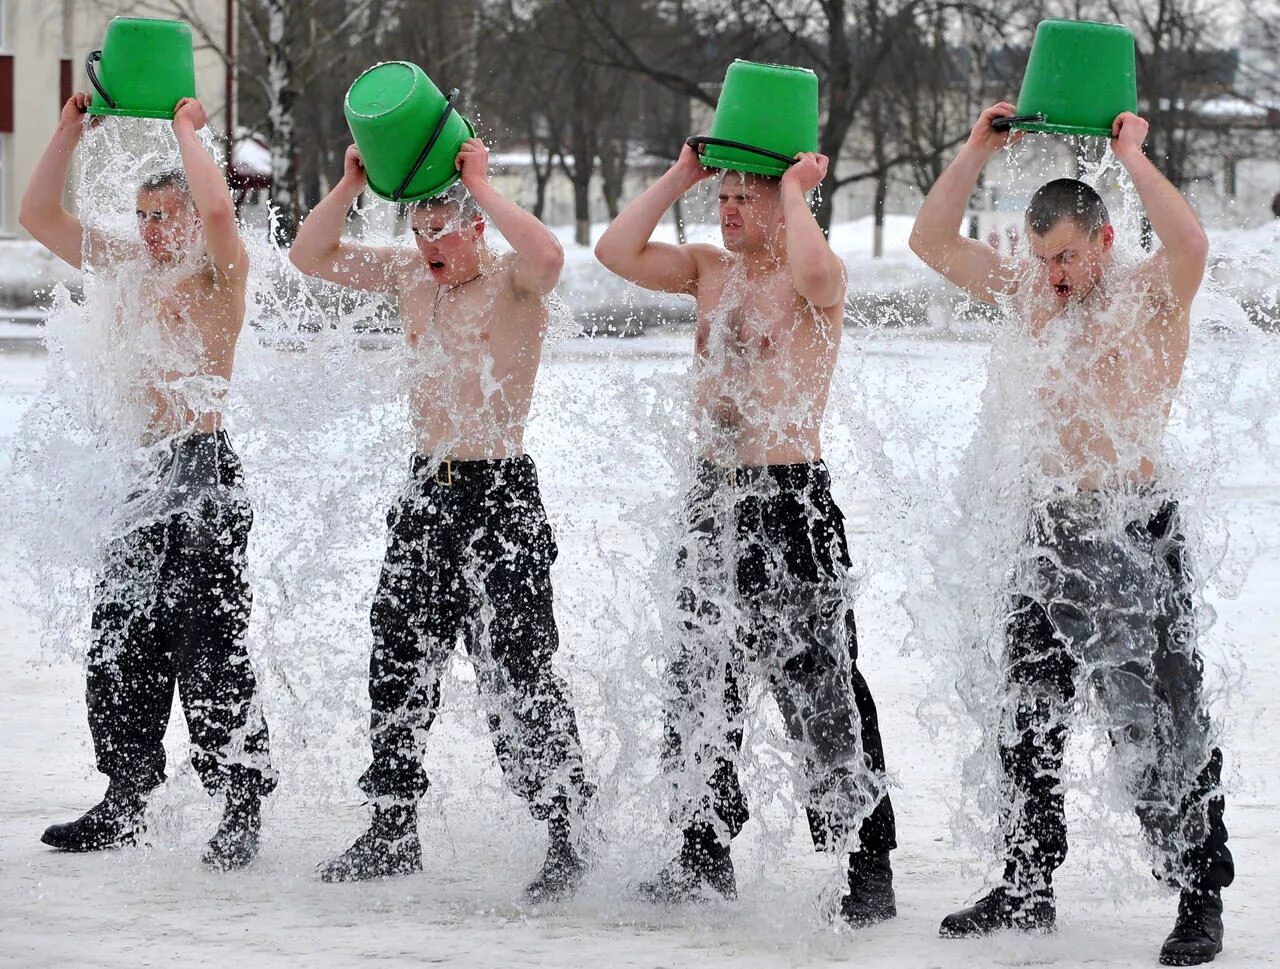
xmin=780 ymin=152 xmax=845 ymax=309
xmin=909 ymin=102 xmax=1021 ymax=305
xmin=1111 ymin=113 xmax=1209 ymax=310
xmin=454 ymin=138 xmax=562 ymax=297
xmin=594 ymin=143 xmax=716 ymax=295
xmin=289 ymin=145 xmax=404 ymax=294
xmin=172 ymin=98 xmax=246 ymax=279
xmin=19 ymin=94 xmax=93 ymax=269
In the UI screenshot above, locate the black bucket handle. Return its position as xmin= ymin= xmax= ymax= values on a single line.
xmin=685 ymin=135 xmax=798 ymax=168
xmin=991 ymin=113 xmax=1045 ymax=132
xmin=393 ymin=88 xmax=462 ymax=202
xmin=85 ymin=50 xmax=118 ymax=110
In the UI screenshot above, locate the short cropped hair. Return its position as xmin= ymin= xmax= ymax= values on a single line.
xmin=415 ymin=184 xmax=481 ymax=220
xmin=1025 ymin=178 xmax=1110 ymax=236
xmin=138 ymin=169 xmax=192 ymax=201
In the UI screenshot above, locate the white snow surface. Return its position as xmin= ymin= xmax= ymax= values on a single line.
xmin=1 ymin=329 xmax=1278 ymax=969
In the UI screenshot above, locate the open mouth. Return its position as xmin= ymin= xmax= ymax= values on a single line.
xmin=1054 ymin=283 xmax=1072 ymax=298
xmin=428 ymin=260 xmax=446 ymax=271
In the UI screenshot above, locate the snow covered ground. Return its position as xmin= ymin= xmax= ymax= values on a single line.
xmin=1 ymin=328 xmax=1278 ymax=969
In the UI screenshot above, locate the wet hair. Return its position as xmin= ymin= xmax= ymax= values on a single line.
xmin=138 ymin=169 xmax=192 ymax=198
xmin=720 ymin=169 xmax=781 ymax=192
xmin=1025 ymin=178 xmax=1110 ymax=236
xmin=415 ymin=184 xmax=482 ymax=220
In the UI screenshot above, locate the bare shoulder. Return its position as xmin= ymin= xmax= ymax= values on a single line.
xmin=687 ymin=243 xmax=729 ymax=283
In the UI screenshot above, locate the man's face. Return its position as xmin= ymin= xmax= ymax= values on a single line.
xmin=1027 ymin=218 xmax=1115 ymax=304
xmin=719 ymin=172 xmax=782 ymax=254
xmin=136 ymin=188 xmax=199 ymax=264
xmin=411 ymin=204 xmax=483 ymax=284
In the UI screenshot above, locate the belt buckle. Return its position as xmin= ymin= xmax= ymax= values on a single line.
xmin=434 ymin=458 xmax=454 ymax=487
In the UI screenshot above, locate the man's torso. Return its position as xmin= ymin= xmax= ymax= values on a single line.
xmin=692 ymin=250 xmax=842 ymax=467
xmin=396 ymin=252 xmax=547 ymax=460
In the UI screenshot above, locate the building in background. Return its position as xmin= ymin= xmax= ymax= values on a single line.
xmin=0 ymin=0 xmax=227 ymax=239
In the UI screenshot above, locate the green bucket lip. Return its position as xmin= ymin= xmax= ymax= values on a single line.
xmin=1012 ymin=120 xmax=1117 ymax=138
xmin=364 ymin=116 xmax=476 ymax=203
xmin=734 ymin=59 xmax=818 ymax=76
xmin=86 ymin=104 xmax=180 ymax=119
xmin=698 ymin=149 xmax=788 ymax=177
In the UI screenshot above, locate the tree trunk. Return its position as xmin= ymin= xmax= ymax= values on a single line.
xmin=264 ymin=0 xmax=299 ymax=246
xmin=572 ymin=175 xmax=591 ymax=247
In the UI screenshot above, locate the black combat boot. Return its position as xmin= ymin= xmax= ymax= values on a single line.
xmin=1159 ymin=888 xmax=1224 ymax=966
xmin=41 ymin=783 xmax=147 ymax=852
xmin=202 ymin=788 xmax=262 ymax=871
xmin=637 ymin=823 xmax=736 ymax=903
xmin=839 ymin=850 xmax=897 ymax=927
xmin=525 ymin=809 xmax=588 ymax=904
xmin=940 ymin=861 xmax=1057 ymax=939
xmin=319 ymin=800 xmax=422 ymax=883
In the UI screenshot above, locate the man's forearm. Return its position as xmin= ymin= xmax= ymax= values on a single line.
xmin=175 ymin=124 xmax=234 ymax=221
xmin=911 ymin=145 xmax=988 ymax=249
xmin=1118 ymin=148 xmax=1207 ymax=256
xmin=782 ymin=182 xmax=841 ymax=301
xmin=596 ymin=168 xmax=690 ymax=261
xmin=467 ymin=179 xmax=557 ymax=258
xmin=292 ymin=177 xmax=363 ymax=263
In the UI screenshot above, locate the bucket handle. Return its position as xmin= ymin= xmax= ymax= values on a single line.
xmin=85 ymin=50 xmax=118 ymax=110
xmin=393 ymin=88 xmax=461 ymax=202
xmin=685 ymin=136 xmax=798 ymax=168
xmin=991 ymin=113 xmax=1045 ymax=132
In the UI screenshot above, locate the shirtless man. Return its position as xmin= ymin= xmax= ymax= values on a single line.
xmin=595 ymin=145 xmax=897 ymax=925
xmin=290 ymin=138 xmax=594 ymax=901
xmin=19 ymin=94 xmax=276 ymax=870
xmin=910 ymin=105 xmax=1234 ymax=965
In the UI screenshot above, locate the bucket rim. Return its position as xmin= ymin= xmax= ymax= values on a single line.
xmin=344 ymin=60 xmax=428 ymax=121
xmin=105 ymin=15 xmax=194 ymax=30
xmin=1011 ymin=119 xmax=1118 ymax=138
xmin=698 ymin=151 xmax=789 ymax=178
xmin=729 ymin=57 xmax=819 ymax=77
xmin=1034 ymin=17 xmax=1134 ymax=32
xmin=86 ymin=104 xmax=181 ymax=119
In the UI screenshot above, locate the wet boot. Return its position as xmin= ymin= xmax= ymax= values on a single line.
xmin=839 ymin=850 xmax=897 ymax=927
xmin=637 ymin=824 xmax=736 ymax=903
xmin=1159 ymin=888 xmax=1224 ymax=966
xmin=202 ymin=788 xmax=262 ymax=871
xmin=319 ymin=800 xmax=422 ymax=883
xmin=936 ymin=870 xmax=1054 ymax=936
xmin=525 ymin=810 xmax=588 ymax=904
xmin=41 ymin=782 xmax=147 ymax=852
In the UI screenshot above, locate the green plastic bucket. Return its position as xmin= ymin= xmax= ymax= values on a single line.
xmin=1001 ymin=20 xmax=1138 ymax=137
xmin=688 ymin=60 xmax=819 ymax=177
xmin=344 ymin=61 xmax=476 ymax=204
xmin=86 ymin=17 xmax=197 ymax=120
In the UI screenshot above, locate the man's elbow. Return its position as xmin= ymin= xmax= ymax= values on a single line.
xmin=287 ymin=245 xmax=315 ymax=275
xmin=908 ymin=224 xmax=931 ymax=259
xmin=18 ymin=197 xmax=46 ymax=236
xmin=1186 ymin=226 xmax=1210 ymax=265
xmin=539 ymin=239 xmax=565 ymax=281
xmin=593 ymin=237 xmax=617 ymax=270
